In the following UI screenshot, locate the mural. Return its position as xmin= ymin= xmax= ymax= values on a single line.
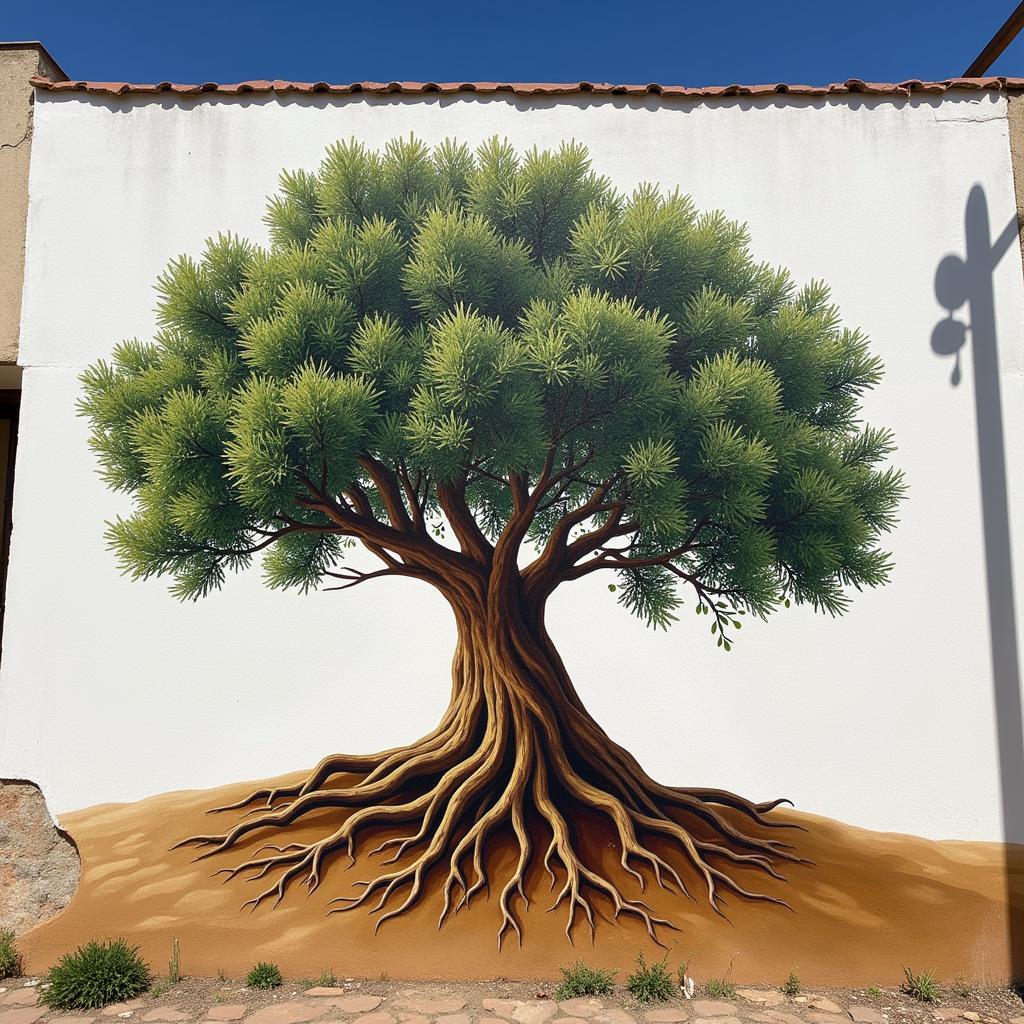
xmin=73 ymin=137 xmax=906 ymax=950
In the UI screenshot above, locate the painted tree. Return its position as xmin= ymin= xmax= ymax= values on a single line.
xmin=80 ymin=137 xmax=904 ymax=945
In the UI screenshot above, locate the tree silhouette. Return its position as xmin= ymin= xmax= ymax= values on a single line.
xmin=80 ymin=137 xmax=904 ymax=946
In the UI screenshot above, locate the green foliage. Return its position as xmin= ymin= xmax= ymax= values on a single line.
xmin=705 ymin=979 xmax=737 ymax=999
xmin=246 ymin=962 xmax=283 ymax=990
xmin=866 ymin=987 xmax=882 ymax=998
xmin=0 ymin=929 xmax=21 ymax=979
xmin=902 ymin=967 xmax=940 ymax=1003
xmin=41 ymin=939 xmax=151 ymax=1009
xmin=554 ymin=960 xmax=617 ymax=998
xmin=625 ymin=954 xmax=675 ymax=1003
xmin=310 ymin=969 xmax=338 ymax=988
xmin=950 ymin=977 xmax=972 ymax=999
xmin=783 ymin=972 xmax=801 ymax=996
xmin=80 ymin=136 xmax=904 ymax=640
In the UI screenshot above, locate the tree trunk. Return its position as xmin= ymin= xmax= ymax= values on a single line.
xmin=178 ymin=592 xmax=799 ymax=946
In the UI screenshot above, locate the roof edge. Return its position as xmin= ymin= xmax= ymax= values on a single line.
xmin=2 ymin=43 xmax=67 ymax=81
xmin=28 ymin=74 xmax=1024 ymax=101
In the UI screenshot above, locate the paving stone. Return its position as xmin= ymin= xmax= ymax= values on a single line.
xmin=763 ymin=1010 xmax=805 ymax=1024
xmin=559 ymin=1001 xmax=605 ymax=1019
xmin=644 ymin=1009 xmax=688 ymax=1023
xmin=396 ymin=1015 xmax=430 ymax=1024
xmin=808 ymin=1014 xmax=848 ymax=1024
xmin=143 ymin=1010 xmax=191 ymax=1022
xmin=245 ymin=1003 xmax=328 ymax=1024
xmin=962 ymin=1016 xmax=981 ymax=1022
xmin=1008 ymin=1017 xmax=1024 ymax=1024
xmin=691 ymin=1005 xmax=736 ymax=1019
xmin=394 ymin=1002 xmax=466 ymax=1016
xmin=513 ymin=1004 xmax=558 ymax=1024
xmin=809 ymin=1001 xmax=845 ymax=1016
xmin=436 ymin=1015 xmax=472 ymax=1024
xmin=321 ymin=998 xmax=383 ymax=1014
xmin=591 ymin=1012 xmax=637 ymax=1024
xmin=0 ymin=1009 xmax=46 ymax=1024
xmin=849 ymin=1009 xmax=885 ymax=1024
xmin=351 ymin=1015 xmax=395 ymax=1024
xmin=480 ymin=1018 xmax=513 ymax=1024
xmin=553 ymin=1018 xmax=591 ymax=1024
xmin=693 ymin=1017 xmax=740 ymax=1024
xmin=305 ymin=990 xmax=349 ymax=998
xmin=2 ymin=994 xmax=37 ymax=1007
xmin=103 ymin=1004 xmax=145 ymax=1018
xmin=932 ymin=1013 xmax=963 ymax=1021
xmin=737 ymin=993 xmax=786 ymax=1009
xmin=205 ymin=1007 xmax=247 ymax=1022
xmin=483 ymin=1004 xmax=521 ymax=1020
xmin=62 ymin=1018 xmax=97 ymax=1024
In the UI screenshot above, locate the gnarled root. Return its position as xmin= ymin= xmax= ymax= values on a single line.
xmin=175 ymin=698 xmax=802 ymax=947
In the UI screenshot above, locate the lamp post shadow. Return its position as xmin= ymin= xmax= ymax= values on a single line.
xmin=932 ymin=184 xmax=1024 ymax=978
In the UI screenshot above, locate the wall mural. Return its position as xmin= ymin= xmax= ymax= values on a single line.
xmin=69 ymin=136 xmax=907 ymax=955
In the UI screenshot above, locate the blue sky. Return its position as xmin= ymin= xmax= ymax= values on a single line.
xmin=6 ymin=0 xmax=1024 ymax=85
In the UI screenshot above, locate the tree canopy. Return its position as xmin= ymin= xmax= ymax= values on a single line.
xmin=80 ymin=136 xmax=904 ymax=646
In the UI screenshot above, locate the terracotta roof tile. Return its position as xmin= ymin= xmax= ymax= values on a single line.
xmin=29 ymin=75 xmax=1024 ymax=101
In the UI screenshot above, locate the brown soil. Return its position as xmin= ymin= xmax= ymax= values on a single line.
xmin=16 ymin=771 xmax=1024 ymax=985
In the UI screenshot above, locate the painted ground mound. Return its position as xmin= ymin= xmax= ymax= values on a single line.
xmin=19 ymin=771 xmax=1023 ymax=984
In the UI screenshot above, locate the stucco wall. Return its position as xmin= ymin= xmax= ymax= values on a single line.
xmin=3 ymin=87 xmax=1024 ymax=845
xmin=0 ymin=44 xmax=62 ymax=365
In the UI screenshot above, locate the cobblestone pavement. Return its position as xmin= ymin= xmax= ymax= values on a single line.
xmin=0 ymin=978 xmax=1021 ymax=1024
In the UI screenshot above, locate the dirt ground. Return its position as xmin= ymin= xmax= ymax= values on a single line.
xmin=1 ymin=974 xmax=1023 ymax=1024
xmin=14 ymin=769 xmax=1024 ymax=985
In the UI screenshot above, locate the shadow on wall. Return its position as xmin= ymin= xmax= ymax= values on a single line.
xmin=932 ymin=184 xmax=1024 ymax=976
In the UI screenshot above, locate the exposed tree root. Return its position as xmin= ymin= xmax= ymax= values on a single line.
xmin=175 ymin=635 xmax=804 ymax=948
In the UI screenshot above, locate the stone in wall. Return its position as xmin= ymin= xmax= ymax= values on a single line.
xmin=0 ymin=780 xmax=79 ymax=932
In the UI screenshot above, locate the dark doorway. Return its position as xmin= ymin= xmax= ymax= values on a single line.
xmin=0 ymin=388 xmax=20 ymax=661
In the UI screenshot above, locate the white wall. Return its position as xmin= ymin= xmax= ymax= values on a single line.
xmin=4 ymin=88 xmax=1023 ymax=844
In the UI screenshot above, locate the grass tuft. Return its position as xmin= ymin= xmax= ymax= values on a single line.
xmin=705 ymin=979 xmax=736 ymax=999
xmin=41 ymin=939 xmax=151 ymax=1010
xmin=0 ymin=930 xmax=21 ymax=980
xmin=626 ymin=954 xmax=675 ymax=1004
xmin=950 ymin=977 xmax=972 ymax=999
xmin=246 ymin=963 xmax=283 ymax=990
xmin=783 ymin=972 xmax=800 ymax=997
xmin=168 ymin=938 xmax=181 ymax=986
xmin=902 ymin=967 xmax=940 ymax=1004
xmin=554 ymin=960 xmax=617 ymax=999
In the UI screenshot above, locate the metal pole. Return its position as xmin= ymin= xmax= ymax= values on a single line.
xmin=964 ymin=0 xmax=1024 ymax=76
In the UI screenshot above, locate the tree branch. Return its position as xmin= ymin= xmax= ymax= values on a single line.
xmin=295 ymin=473 xmax=486 ymax=604
xmin=437 ymin=479 xmax=493 ymax=566
xmin=322 ymin=566 xmax=414 ymax=591
xmin=357 ymin=456 xmax=416 ymax=533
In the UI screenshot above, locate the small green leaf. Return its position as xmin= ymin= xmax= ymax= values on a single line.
xmin=711 ymin=622 xmax=717 ymax=634
xmin=608 ymin=583 xmax=617 ymax=592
